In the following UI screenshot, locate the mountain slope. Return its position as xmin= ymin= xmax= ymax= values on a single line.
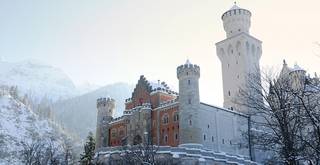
xmin=0 ymin=90 xmax=72 ymax=165
xmin=0 ymin=60 xmax=77 ymax=102
xmin=52 ymin=83 xmax=133 ymax=139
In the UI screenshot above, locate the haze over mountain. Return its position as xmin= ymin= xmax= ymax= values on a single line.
xmin=0 ymin=60 xmax=79 ymax=103
xmin=52 ymin=83 xmax=133 ymax=139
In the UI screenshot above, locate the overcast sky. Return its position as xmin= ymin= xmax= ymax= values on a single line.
xmin=0 ymin=0 xmax=319 ymax=106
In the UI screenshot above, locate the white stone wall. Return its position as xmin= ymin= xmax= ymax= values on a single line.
xmin=216 ymin=32 xmax=262 ymax=113
xmin=217 ymin=5 xmax=262 ymax=114
xmin=198 ymin=103 xmax=250 ymax=157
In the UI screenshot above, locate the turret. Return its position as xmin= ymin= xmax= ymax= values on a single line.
xmin=95 ymin=97 xmax=115 ymax=149
xmin=289 ymin=63 xmax=306 ymax=91
xmin=177 ymin=60 xmax=201 ymax=144
xmin=222 ymin=2 xmax=251 ymax=38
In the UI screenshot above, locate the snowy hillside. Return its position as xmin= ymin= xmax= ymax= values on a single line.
xmin=0 ymin=90 xmax=72 ymax=165
xmin=0 ymin=60 xmax=77 ymax=102
xmin=53 ymin=83 xmax=133 ymax=139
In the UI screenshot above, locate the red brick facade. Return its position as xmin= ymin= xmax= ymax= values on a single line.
xmin=107 ymin=75 xmax=179 ymax=147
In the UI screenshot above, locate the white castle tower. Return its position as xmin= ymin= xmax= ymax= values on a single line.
xmin=216 ymin=3 xmax=262 ymax=113
xmin=95 ymin=97 xmax=115 ymax=149
xmin=177 ymin=60 xmax=201 ymax=144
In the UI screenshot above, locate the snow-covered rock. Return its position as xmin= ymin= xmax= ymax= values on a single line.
xmin=0 ymin=91 xmax=68 ymax=165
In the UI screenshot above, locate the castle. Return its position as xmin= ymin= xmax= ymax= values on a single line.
xmin=95 ymin=3 xmax=262 ymax=162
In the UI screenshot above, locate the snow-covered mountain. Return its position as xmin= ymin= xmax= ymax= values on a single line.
xmin=0 ymin=89 xmax=73 ymax=165
xmin=0 ymin=60 xmax=77 ymax=103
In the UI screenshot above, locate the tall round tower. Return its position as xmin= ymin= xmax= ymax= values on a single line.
xmin=177 ymin=60 xmax=201 ymax=144
xmin=95 ymin=97 xmax=115 ymax=149
xmin=222 ymin=2 xmax=251 ymax=38
xmin=216 ymin=3 xmax=262 ymax=113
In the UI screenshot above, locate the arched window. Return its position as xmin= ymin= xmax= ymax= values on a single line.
xmin=251 ymin=44 xmax=256 ymax=56
xmin=189 ymin=120 xmax=192 ymax=126
xmin=173 ymin=112 xmax=179 ymax=122
xmin=188 ymin=79 xmax=191 ymax=85
xmin=164 ymin=135 xmax=168 ymax=143
xmin=203 ymin=134 xmax=206 ymax=141
xmin=162 ymin=114 xmax=169 ymax=124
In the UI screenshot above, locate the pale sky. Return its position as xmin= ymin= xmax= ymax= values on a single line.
xmin=0 ymin=0 xmax=319 ymax=106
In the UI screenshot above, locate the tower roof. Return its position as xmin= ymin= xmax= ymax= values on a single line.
xmin=185 ymin=59 xmax=192 ymax=65
xmin=229 ymin=3 xmax=241 ymax=10
xmin=292 ymin=63 xmax=305 ymax=72
xmin=222 ymin=2 xmax=251 ymax=20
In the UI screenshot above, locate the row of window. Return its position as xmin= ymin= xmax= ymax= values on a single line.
xmin=162 ymin=125 xmax=179 ymax=133
xmin=162 ymin=112 xmax=179 ymax=124
xmin=163 ymin=133 xmax=179 ymax=144
xmin=202 ymin=134 xmax=234 ymax=145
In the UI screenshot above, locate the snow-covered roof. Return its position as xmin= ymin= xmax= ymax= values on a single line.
xmin=230 ymin=4 xmax=241 ymax=10
xmin=185 ymin=59 xmax=192 ymax=65
xmin=292 ymin=63 xmax=305 ymax=72
xmin=149 ymin=80 xmax=170 ymax=90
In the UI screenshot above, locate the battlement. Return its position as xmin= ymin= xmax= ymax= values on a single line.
xmin=125 ymin=98 xmax=132 ymax=103
xmin=124 ymin=102 xmax=152 ymax=115
xmin=158 ymin=98 xmax=178 ymax=108
xmin=150 ymin=87 xmax=178 ymax=96
xmin=177 ymin=62 xmax=200 ymax=79
xmin=109 ymin=116 xmax=125 ymax=124
xmin=222 ymin=8 xmax=251 ymax=20
xmin=221 ymin=4 xmax=251 ymax=38
xmin=97 ymin=97 xmax=115 ymax=108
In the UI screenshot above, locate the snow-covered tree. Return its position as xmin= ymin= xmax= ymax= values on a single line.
xmin=239 ymin=67 xmax=320 ymax=164
xmin=79 ymin=132 xmax=95 ymax=165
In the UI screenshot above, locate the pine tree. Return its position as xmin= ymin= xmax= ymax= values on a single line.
xmin=79 ymin=132 xmax=95 ymax=165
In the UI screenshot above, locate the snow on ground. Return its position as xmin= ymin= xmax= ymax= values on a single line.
xmin=0 ymin=93 xmax=64 ymax=165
